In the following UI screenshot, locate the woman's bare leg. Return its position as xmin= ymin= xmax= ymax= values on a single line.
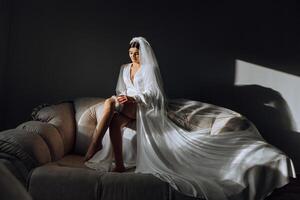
xmin=84 ymin=97 xmax=116 ymax=161
xmin=110 ymin=101 xmax=137 ymax=172
xmin=109 ymin=113 xmax=132 ymax=172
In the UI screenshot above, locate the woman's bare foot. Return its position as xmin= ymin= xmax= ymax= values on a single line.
xmin=84 ymin=141 xmax=103 ymax=161
xmin=112 ymin=165 xmax=126 ymax=173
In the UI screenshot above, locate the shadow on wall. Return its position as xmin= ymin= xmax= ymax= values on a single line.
xmin=230 ymin=60 xmax=300 ymax=173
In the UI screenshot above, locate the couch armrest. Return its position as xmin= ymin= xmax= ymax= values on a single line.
xmin=31 ymin=102 xmax=76 ymax=155
xmin=0 ymin=153 xmax=30 ymax=186
xmin=0 ymin=163 xmax=32 ymax=200
xmin=0 ymin=129 xmax=51 ymax=171
xmin=17 ymin=121 xmax=65 ymax=161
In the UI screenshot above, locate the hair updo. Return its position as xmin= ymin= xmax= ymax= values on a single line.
xmin=129 ymin=41 xmax=140 ymax=49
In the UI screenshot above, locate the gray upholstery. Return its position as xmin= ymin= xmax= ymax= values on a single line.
xmin=100 ymin=173 xmax=170 ymax=200
xmin=0 ymin=154 xmax=30 ymax=186
xmin=0 ymin=163 xmax=32 ymax=200
xmin=28 ymin=158 xmax=170 ymax=200
xmin=28 ymin=164 xmax=101 ymax=200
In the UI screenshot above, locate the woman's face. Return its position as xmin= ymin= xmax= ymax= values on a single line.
xmin=129 ymin=47 xmax=140 ymax=64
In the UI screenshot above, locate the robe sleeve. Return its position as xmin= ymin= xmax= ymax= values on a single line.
xmin=132 ymin=66 xmax=164 ymax=110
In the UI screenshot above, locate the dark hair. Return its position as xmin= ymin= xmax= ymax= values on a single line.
xmin=129 ymin=41 xmax=140 ymax=49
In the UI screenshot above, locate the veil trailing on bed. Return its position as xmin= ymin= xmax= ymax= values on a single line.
xmin=88 ymin=36 xmax=296 ymax=200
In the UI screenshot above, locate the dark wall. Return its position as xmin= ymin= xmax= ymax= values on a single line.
xmin=0 ymin=0 xmax=11 ymax=130
xmin=2 ymin=1 xmax=236 ymax=129
xmin=2 ymin=1 xmax=300 ymax=135
xmin=236 ymin=2 xmax=300 ymax=75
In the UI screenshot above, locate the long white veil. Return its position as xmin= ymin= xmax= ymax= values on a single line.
xmin=117 ymin=37 xmax=168 ymax=121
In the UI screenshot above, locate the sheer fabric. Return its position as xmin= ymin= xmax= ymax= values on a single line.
xmin=85 ymin=37 xmax=296 ymax=200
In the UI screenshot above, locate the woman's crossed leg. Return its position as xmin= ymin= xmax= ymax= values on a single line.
xmin=84 ymin=96 xmax=137 ymax=172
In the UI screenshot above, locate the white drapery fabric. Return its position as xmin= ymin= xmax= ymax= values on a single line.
xmin=85 ymin=37 xmax=296 ymax=200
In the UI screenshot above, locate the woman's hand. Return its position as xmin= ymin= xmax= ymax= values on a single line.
xmin=117 ymin=95 xmax=136 ymax=104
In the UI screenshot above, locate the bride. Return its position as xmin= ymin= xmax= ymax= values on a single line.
xmin=84 ymin=36 xmax=296 ymax=199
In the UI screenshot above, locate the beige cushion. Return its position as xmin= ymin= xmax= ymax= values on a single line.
xmin=33 ymin=102 xmax=76 ymax=154
xmin=73 ymin=97 xmax=106 ymax=155
xmin=16 ymin=121 xmax=65 ymax=161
